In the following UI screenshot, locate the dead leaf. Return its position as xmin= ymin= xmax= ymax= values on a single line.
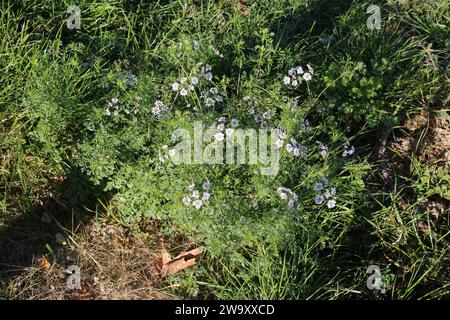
xmin=24 ymin=155 xmax=34 ymax=164
xmin=233 ymin=0 xmax=249 ymax=16
xmin=38 ymin=256 xmax=51 ymax=271
xmin=157 ymin=247 xmax=203 ymax=277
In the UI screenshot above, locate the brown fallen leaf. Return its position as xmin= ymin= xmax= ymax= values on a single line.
xmin=157 ymin=247 xmax=203 ymax=277
xmin=38 ymin=256 xmax=51 ymax=272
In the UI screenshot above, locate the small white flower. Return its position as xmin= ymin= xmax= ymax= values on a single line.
xmin=172 ymin=82 xmax=180 ymax=91
xmin=192 ymin=190 xmax=200 ymax=198
xmin=296 ymin=66 xmax=304 ymax=75
xmin=327 ymin=200 xmax=336 ymax=209
xmin=124 ymin=109 xmax=130 ymax=114
xmin=111 ymin=98 xmax=118 ymax=105
xmin=292 ymin=79 xmax=298 ymax=87
xmin=275 ymin=139 xmax=284 ymax=148
xmin=182 ymin=196 xmax=191 ymax=206
xmin=331 ymin=187 xmax=336 ymax=196
xmin=162 ymin=145 xmax=168 ymax=150
xmin=262 ymin=111 xmax=271 ymax=119
xmin=188 ymin=183 xmax=195 ymax=191
xmin=168 ymin=149 xmax=176 ymax=157
xmin=151 ymin=106 xmax=160 ymax=116
xmin=293 ymin=147 xmax=300 ymax=157
xmin=342 ymin=143 xmax=355 ymax=157
xmin=191 ymin=77 xmax=199 ymax=85
xmin=202 ymin=192 xmax=210 ymax=201
xmin=277 ymin=129 xmax=287 ymax=140
xmin=204 ymin=72 xmax=213 ymax=81
xmin=202 ymin=182 xmax=212 ymax=190
xmin=303 ymin=72 xmax=312 ymax=81
xmin=288 ymin=193 xmax=299 ymax=209
xmin=283 ymin=76 xmax=291 ymax=85
xmin=277 ymin=187 xmax=289 ymax=200
xmin=286 ymin=144 xmax=294 ymax=153
xmin=279 ymin=191 xmax=288 ymax=200
xmin=217 ymin=123 xmax=225 ymax=131
xmin=180 ymin=88 xmax=188 ymax=96
xmin=105 ymin=109 xmax=111 ymax=116
xmin=307 ymin=64 xmax=314 ymax=75
xmin=193 ymin=41 xmax=200 ymax=51
xmin=193 ymin=199 xmax=203 ymax=209
xmin=214 ymin=132 xmax=225 ymax=142
xmin=230 ymin=119 xmax=239 ymax=127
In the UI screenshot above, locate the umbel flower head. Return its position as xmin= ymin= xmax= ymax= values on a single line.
xmin=182 ymin=181 xmax=213 ymax=210
xmin=277 ymin=187 xmax=299 ymax=209
xmin=283 ymin=64 xmax=314 ymax=88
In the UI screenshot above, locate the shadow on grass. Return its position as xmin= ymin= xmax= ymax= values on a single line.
xmin=271 ymin=0 xmax=355 ymax=48
xmin=0 ymin=167 xmax=107 ymax=299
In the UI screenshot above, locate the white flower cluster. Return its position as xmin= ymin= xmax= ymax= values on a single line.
xmin=274 ymin=129 xmax=308 ymax=158
xmin=159 ymin=144 xmax=176 ymax=162
xmin=277 ymin=187 xmax=299 ymax=209
xmin=244 ymin=96 xmax=274 ymax=126
xmin=201 ymin=87 xmax=223 ymax=108
xmin=274 ymin=128 xmax=287 ymax=149
xmin=182 ymin=181 xmax=212 ymax=209
xmin=286 ymin=138 xmax=308 ymax=159
xmin=316 ymin=141 xmax=329 ymax=158
xmin=172 ymin=76 xmax=197 ymax=96
xmin=208 ymin=45 xmax=224 ymax=58
xmin=342 ymin=142 xmax=355 ymax=157
xmin=313 ymin=177 xmax=337 ymax=209
xmin=243 ymin=95 xmax=259 ymax=115
xmin=105 ymin=97 xmax=140 ymax=117
xmin=283 ymin=64 xmax=314 ymax=88
xmin=152 ymin=100 xmax=171 ymax=120
xmin=191 ymin=41 xmax=223 ymax=59
xmin=200 ymin=64 xmax=213 ymax=81
xmin=214 ymin=116 xmax=239 ymax=142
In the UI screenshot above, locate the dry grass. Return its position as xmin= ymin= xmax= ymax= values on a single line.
xmin=1 ymin=217 xmax=171 ymax=300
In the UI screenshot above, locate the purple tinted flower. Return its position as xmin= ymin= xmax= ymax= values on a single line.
xmin=315 ymin=195 xmax=324 ymax=205
xmin=314 ymin=182 xmax=323 ymax=191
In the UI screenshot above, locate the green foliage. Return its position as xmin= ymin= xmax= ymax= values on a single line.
xmin=1 ymin=0 xmax=449 ymax=300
